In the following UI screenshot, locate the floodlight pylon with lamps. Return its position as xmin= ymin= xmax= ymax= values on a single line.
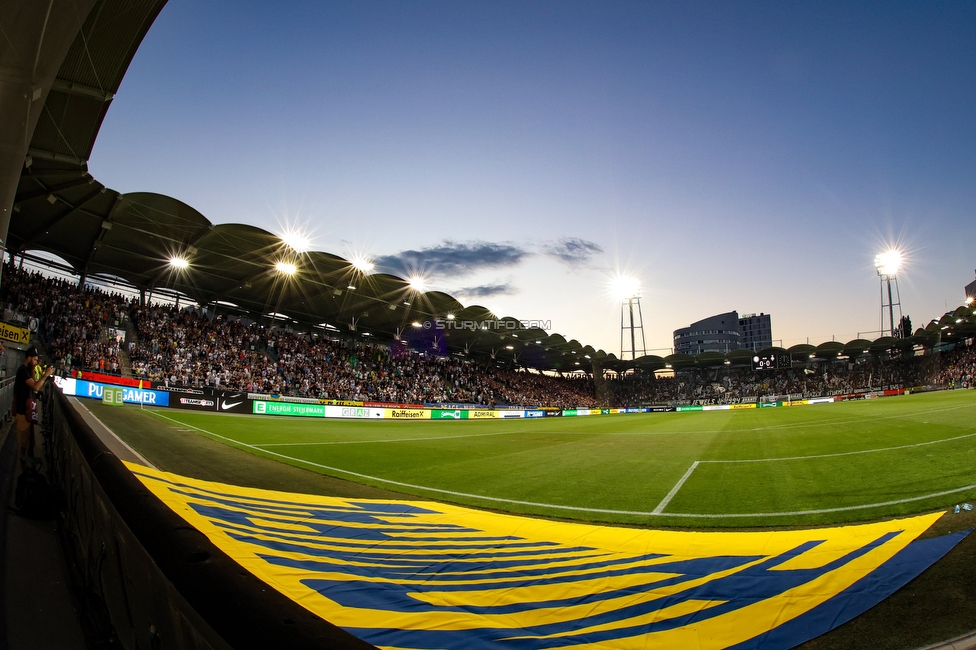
xmin=613 ymin=276 xmax=646 ymax=361
xmin=875 ymin=250 xmax=903 ymax=338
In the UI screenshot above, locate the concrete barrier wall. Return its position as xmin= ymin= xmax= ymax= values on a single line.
xmin=43 ymin=387 xmax=375 ymax=650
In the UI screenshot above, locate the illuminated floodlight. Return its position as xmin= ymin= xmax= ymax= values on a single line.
xmin=446 ymin=313 xmax=455 ymax=320
xmin=408 ymin=276 xmax=426 ymax=292
xmin=966 ymin=296 xmax=974 ymax=306
xmin=505 ymin=345 xmax=514 ymax=350
xmin=874 ymin=250 xmax=903 ymax=276
xmin=275 ymin=261 xmax=297 ymax=275
xmin=411 ymin=321 xmax=422 ymax=328
xmin=351 ymin=256 xmax=375 ymax=274
xmin=279 ymin=228 xmax=312 ymax=254
xmin=347 ymin=284 xmax=356 ymax=290
xmin=169 ymin=256 xmax=189 ymax=270
xmin=610 ymin=275 xmax=641 ymax=300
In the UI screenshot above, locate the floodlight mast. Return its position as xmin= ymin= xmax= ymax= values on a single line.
xmin=875 ymin=251 xmax=903 ymax=338
xmin=618 ymin=280 xmax=647 ymax=361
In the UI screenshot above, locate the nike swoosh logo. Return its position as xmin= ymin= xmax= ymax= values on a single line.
xmin=221 ymin=401 xmax=243 ymax=410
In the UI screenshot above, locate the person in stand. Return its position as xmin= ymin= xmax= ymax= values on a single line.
xmin=14 ymin=347 xmax=54 ymax=469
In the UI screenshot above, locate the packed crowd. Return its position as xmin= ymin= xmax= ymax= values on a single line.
xmin=2 ymin=263 xmax=973 ymax=408
xmin=607 ymin=353 xmax=943 ymax=405
xmin=128 ymin=303 xmax=598 ymax=407
xmin=1 ymin=265 xmax=129 ymax=374
xmin=935 ymin=344 xmax=976 ymax=389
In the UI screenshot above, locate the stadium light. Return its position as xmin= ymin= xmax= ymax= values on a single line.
xmin=279 ymin=228 xmax=312 ymax=254
xmin=351 ymin=256 xmax=374 ymax=274
xmin=874 ymin=250 xmax=902 ymax=277
xmin=275 ymin=261 xmax=297 ymax=275
xmin=610 ymin=275 xmax=641 ymax=300
xmin=408 ymin=276 xmax=426 ymax=293
xmin=966 ymin=296 xmax=974 ymax=306
xmin=446 ymin=313 xmax=455 ymax=320
xmin=411 ymin=321 xmax=422 ymax=328
xmin=169 ymin=256 xmax=189 ymax=270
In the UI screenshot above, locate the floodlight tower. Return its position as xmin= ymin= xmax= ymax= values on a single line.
xmin=614 ymin=277 xmax=647 ymax=361
xmin=875 ymin=250 xmax=903 ymax=338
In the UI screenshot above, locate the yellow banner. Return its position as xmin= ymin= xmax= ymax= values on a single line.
xmin=730 ymin=403 xmax=757 ymax=410
xmin=128 ymin=463 xmax=943 ymax=650
xmin=467 ymin=409 xmax=498 ymax=419
xmin=384 ymin=408 xmax=429 ymax=420
xmin=0 ymin=321 xmax=30 ymax=345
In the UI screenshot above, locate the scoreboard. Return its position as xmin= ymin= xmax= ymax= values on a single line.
xmin=752 ymin=353 xmax=791 ymax=370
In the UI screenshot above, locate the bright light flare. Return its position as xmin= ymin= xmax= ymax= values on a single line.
xmin=610 ymin=275 xmax=641 ymax=300
xmin=408 ymin=276 xmax=426 ymax=292
xmin=169 ymin=256 xmax=189 ymax=270
xmin=275 ymin=261 xmax=297 ymax=275
xmin=280 ymin=229 xmax=313 ymax=254
xmin=351 ymin=256 xmax=375 ymax=273
xmin=874 ymin=250 xmax=903 ymax=276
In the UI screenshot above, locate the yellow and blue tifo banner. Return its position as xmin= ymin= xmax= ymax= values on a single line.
xmin=127 ymin=463 xmax=967 ymax=650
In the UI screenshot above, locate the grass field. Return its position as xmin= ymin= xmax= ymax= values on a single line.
xmin=106 ymin=389 xmax=976 ymax=528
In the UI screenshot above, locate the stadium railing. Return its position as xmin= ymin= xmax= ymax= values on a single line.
xmin=42 ymin=386 xmax=376 ymax=650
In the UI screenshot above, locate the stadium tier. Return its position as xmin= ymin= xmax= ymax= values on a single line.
xmin=3 ymin=263 xmax=974 ymax=410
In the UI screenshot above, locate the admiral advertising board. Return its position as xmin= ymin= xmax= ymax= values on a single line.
xmin=467 ymin=410 xmax=497 ymax=420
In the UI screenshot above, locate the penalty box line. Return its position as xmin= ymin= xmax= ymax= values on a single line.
xmin=653 ymin=430 xmax=976 ymax=514
xmin=147 ymin=411 xmax=976 ymax=520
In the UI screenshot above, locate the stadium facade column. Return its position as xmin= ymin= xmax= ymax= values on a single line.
xmin=591 ymin=360 xmax=610 ymax=404
xmin=0 ymin=0 xmax=96 ymax=285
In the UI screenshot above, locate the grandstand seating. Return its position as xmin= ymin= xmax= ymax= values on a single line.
xmin=3 ymin=263 xmax=973 ymax=408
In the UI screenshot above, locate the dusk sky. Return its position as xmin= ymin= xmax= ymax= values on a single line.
xmin=88 ymin=1 xmax=976 ymax=356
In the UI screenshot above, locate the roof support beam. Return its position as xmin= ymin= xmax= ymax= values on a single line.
xmin=17 ymin=184 xmax=108 ymax=249
xmin=50 ymin=78 xmax=115 ymax=102
xmin=25 ymin=147 xmax=86 ymax=167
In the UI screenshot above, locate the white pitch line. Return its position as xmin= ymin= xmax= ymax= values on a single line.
xmin=653 ymin=462 xmax=699 ymax=514
xmin=146 ymin=410 xmax=976 ymax=520
xmin=255 ymin=430 xmax=532 ymax=447
xmin=704 ymin=430 xmax=976 ymax=464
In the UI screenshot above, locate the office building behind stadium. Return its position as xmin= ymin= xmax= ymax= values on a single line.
xmin=738 ymin=312 xmax=772 ymax=352
xmin=673 ymin=310 xmax=773 ymax=356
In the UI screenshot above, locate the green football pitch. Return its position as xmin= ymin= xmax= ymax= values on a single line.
xmin=109 ymin=389 xmax=976 ymax=528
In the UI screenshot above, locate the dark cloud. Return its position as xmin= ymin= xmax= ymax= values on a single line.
xmin=454 ymin=283 xmax=517 ymax=298
xmin=544 ymin=237 xmax=603 ymax=266
xmin=374 ymin=240 xmax=528 ymax=277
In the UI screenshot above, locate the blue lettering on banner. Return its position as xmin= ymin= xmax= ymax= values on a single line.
xmin=77 ymin=380 xmax=170 ymax=406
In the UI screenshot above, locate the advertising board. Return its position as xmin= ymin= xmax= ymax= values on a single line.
xmin=216 ymin=391 xmax=252 ymax=414
xmin=324 ymin=405 xmax=384 ymax=419
xmin=385 ymin=408 xmax=429 ymax=420
xmin=0 ymin=321 xmax=30 ymax=345
xmin=432 ymin=409 xmax=469 ymax=420
xmin=253 ymin=401 xmax=325 ymax=417
xmin=67 ymin=379 xmax=169 ymax=406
